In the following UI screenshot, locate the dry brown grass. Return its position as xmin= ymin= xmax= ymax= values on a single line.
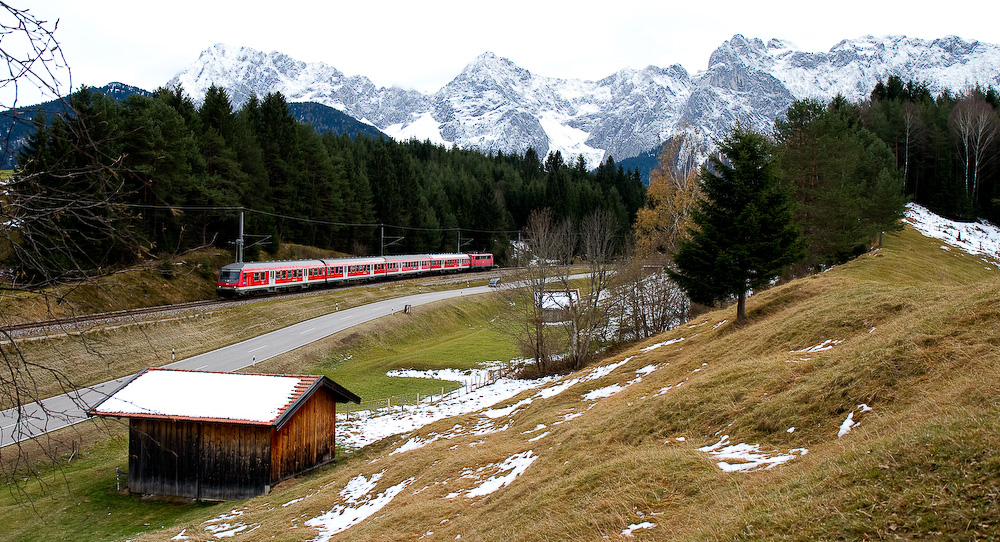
xmin=10 ymin=224 xmax=1000 ymax=541
xmin=1 ymin=278 xmax=432 ymax=409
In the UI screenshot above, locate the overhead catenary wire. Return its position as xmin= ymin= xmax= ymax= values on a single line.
xmin=7 ymin=196 xmax=521 ymax=236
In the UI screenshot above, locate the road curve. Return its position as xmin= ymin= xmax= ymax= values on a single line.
xmin=1 ymin=284 xmax=493 ymax=448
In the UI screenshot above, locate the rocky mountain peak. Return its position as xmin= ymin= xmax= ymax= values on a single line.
xmin=166 ymin=35 xmax=1000 ymax=171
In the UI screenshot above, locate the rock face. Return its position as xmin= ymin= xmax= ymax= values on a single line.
xmin=167 ymin=36 xmax=1000 ymax=167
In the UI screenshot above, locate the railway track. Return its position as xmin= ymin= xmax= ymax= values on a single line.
xmin=0 ymin=272 xmax=499 ymax=342
xmin=0 ymin=298 xmax=234 ymax=341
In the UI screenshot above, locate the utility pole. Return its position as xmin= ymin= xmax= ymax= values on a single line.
xmin=237 ymin=211 xmax=245 ymax=263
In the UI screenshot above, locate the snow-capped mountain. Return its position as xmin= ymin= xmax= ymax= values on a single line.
xmin=168 ymin=35 xmax=1000 ymax=168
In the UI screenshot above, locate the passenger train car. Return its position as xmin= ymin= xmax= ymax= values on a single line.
xmin=217 ymin=253 xmax=495 ymax=297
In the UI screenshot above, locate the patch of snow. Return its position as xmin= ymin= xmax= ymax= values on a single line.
xmin=521 ymin=424 xmax=547 ymax=434
xmin=792 ymin=339 xmax=843 ymax=353
xmin=381 ymin=112 xmax=446 ymax=145
xmin=305 ymin=477 xmax=415 ymax=541
xmin=635 ymin=364 xmax=660 ymax=376
xmin=653 ymin=385 xmax=673 ymax=397
xmin=342 ymin=471 xmax=385 ymax=503
xmin=482 ymin=397 xmax=533 ymax=419
xmin=905 ymin=203 xmax=1000 ymax=261
xmin=527 ymin=431 xmax=550 ymax=442
xmin=640 ymin=337 xmax=684 ymax=352
xmin=583 ymin=383 xmax=626 ymax=400
xmin=698 ymin=435 xmax=808 ymax=472
xmin=622 ymin=522 xmax=657 ymax=537
xmin=338 ymin=367 xmax=556 ymax=449
xmin=838 ymin=404 xmax=873 ymax=438
xmin=838 ymin=412 xmax=857 ymax=437
xmin=463 ymin=451 xmax=537 ymax=499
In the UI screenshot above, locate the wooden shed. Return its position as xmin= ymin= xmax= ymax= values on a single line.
xmin=88 ymin=367 xmax=360 ymax=501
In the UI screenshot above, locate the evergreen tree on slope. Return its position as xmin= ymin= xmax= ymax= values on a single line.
xmin=668 ymin=123 xmax=803 ymax=325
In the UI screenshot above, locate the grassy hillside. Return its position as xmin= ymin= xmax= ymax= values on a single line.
xmin=6 ymin=224 xmax=1000 ymax=541
xmin=120 ymin=225 xmax=999 ymax=540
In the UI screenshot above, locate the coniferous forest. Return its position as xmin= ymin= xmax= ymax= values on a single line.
xmin=7 ymin=85 xmax=645 ymax=282
xmin=6 ymin=75 xmax=999 ymax=285
xmin=863 ymin=76 xmax=1000 ymax=223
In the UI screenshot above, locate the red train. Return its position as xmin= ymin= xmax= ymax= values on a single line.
xmin=216 ymin=253 xmax=495 ymax=297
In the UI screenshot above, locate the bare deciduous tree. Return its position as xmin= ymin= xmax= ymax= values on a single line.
xmin=0 ymin=4 xmax=133 ymax=499
xmin=552 ymin=209 xmax=618 ymax=369
xmin=497 ymin=209 xmax=572 ymax=372
xmin=604 ymin=261 xmax=688 ymax=342
xmin=950 ymin=94 xmax=999 ymax=202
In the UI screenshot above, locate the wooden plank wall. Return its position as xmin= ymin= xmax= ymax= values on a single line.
xmin=126 ymin=390 xmax=340 ymax=500
xmin=129 ymin=419 xmax=272 ymax=500
xmin=271 ymin=390 xmax=338 ymax=482
xmin=129 ymin=419 xmax=200 ymax=498
xmin=198 ymin=423 xmax=272 ymax=501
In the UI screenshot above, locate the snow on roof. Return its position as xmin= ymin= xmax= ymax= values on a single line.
xmin=90 ymin=368 xmax=319 ymax=425
xmin=537 ymin=290 xmax=579 ymax=310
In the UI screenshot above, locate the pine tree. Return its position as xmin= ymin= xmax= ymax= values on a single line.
xmin=668 ymin=123 xmax=803 ymax=324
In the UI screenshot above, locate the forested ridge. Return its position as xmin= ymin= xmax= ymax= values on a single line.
xmin=865 ymin=76 xmax=1000 ymax=223
xmin=4 ymin=85 xmax=645 ymax=283
xmin=5 ymin=74 xmax=998 ymax=287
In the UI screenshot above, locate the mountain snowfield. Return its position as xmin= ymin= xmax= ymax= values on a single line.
xmin=169 ymin=205 xmax=999 ymax=541
xmin=168 ymin=35 xmax=1000 ymax=168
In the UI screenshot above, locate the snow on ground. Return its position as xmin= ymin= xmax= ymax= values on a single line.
xmin=787 ymin=339 xmax=844 ymax=363
xmin=197 ymin=508 xmax=259 ymax=539
xmin=838 ymin=404 xmax=873 ymax=438
xmin=305 ymin=476 xmax=415 ymax=542
xmin=622 ymin=522 xmax=657 ymax=537
xmin=904 ymin=203 xmax=1000 ymax=265
xmin=338 ymin=366 xmax=558 ymax=450
xmin=184 ymin=204 xmax=1000 ymax=540
xmin=698 ymin=435 xmax=809 ymax=472
xmin=453 ymin=450 xmax=537 ymax=499
xmin=640 ymin=337 xmax=684 ymax=352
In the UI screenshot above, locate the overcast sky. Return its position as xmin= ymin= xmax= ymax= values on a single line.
xmin=19 ymin=0 xmax=1000 ymax=102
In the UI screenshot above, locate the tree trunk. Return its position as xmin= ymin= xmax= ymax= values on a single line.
xmin=736 ymin=291 xmax=747 ymax=325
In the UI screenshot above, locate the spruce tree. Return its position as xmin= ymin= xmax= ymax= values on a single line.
xmin=668 ymin=123 xmax=803 ymax=324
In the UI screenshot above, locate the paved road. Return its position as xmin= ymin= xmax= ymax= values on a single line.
xmin=1 ymin=284 xmax=492 ymax=448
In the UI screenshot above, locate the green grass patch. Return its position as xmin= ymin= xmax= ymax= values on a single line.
xmin=0 ymin=286 xmax=519 ymax=541
xmin=0 ymin=430 xmax=223 ymax=542
xmin=312 ymin=294 xmax=519 ymax=400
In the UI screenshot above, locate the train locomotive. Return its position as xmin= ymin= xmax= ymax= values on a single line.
xmin=216 ymin=253 xmax=495 ymax=297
